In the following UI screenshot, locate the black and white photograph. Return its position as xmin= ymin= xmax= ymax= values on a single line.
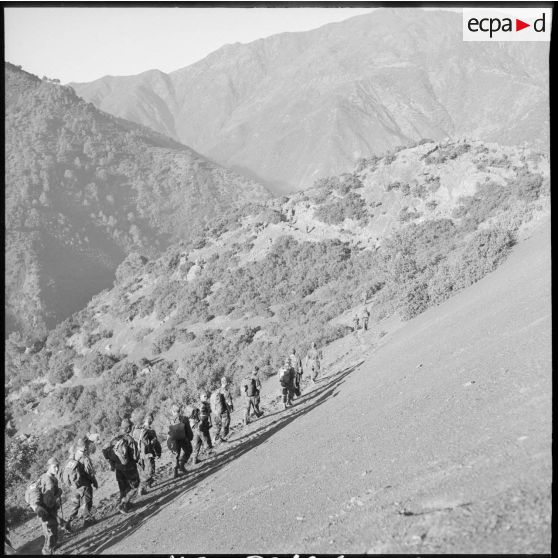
xmin=3 ymin=2 xmax=551 ymax=555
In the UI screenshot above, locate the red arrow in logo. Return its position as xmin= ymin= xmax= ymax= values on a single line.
xmin=516 ymin=18 xmax=530 ymax=31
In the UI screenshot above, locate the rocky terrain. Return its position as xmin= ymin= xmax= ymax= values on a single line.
xmin=5 ymin=63 xmax=269 ymax=337
xmin=71 ymin=8 xmax=549 ymax=192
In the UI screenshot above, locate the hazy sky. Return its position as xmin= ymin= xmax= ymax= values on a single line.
xmin=4 ymin=6 xmax=386 ymax=83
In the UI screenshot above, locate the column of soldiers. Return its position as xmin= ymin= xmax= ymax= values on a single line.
xmin=24 ymin=344 xmax=322 ymax=554
xmin=278 ymin=344 xmax=322 ymax=409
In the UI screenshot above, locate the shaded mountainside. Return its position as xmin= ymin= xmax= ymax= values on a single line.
xmin=4 ymin=138 xmax=549 ymax=531
xmin=71 ymin=9 xmax=549 ymax=192
xmin=5 ymin=63 xmax=270 ymax=338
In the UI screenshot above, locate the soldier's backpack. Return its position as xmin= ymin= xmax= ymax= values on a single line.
xmin=61 ymin=458 xmax=82 ymax=489
xmin=278 ymin=368 xmax=289 ymax=387
xmin=24 ymin=479 xmax=40 ymax=509
xmin=245 ymin=377 xmax=258 ymax=397
xmin=210 ymin=391 xmax=227 ymax=414
xmin=134 ymin=427 xmax=151 ymax=456
xmin=289 ymin=354 xmax=299 ymax=372
xmin=112 ymin=436 xmax=130 ymax=465
xmin=140 ymin=428 xmax=161 ymax=458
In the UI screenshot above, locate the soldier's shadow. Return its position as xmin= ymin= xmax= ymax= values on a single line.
xmin=60 ymin=361 xmax=363 ymax=554
xmin=12 ymin=535 xmax=43 ymax=555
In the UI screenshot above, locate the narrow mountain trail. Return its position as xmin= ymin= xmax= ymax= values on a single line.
xmin=13 ymin=219 xmax=550 ymax=554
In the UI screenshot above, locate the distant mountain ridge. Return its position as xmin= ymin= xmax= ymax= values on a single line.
xmin=5 ymin=63 xmax=270 ymax=338
xmin=70 ymin=8 xmax=549 ymax=193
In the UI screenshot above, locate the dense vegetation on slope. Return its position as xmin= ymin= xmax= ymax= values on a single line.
xmin=5 ymin=63 xmax=269 ymax=338
xmin=4 ymin=139 xmax=549 ymax=525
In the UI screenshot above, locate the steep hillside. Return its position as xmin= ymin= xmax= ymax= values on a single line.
xmin=10 ymin=215 xmax=551 ymax=554
xmin=4 ymin=139 xmax=549 ymax=530
xmin=101 ymin=216 xmax=553 ymax=554
xmin=5 ymin=63 xmax=270 ymax=338
xmin=71 ymin=9 xmax=549 ymax=192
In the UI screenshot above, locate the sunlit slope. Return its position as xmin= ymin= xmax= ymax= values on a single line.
xmin=105 ymin=219 xmax=550 ymax=553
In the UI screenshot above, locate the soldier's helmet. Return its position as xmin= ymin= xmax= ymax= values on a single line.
xmin=120 ymin=418 xmax=133 ymax=433
xmin=47 ymin=457 xmax=60 ymax=468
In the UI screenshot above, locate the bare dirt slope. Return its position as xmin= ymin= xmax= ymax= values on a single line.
xmin=16 ymin=218 xmax=549 ymax=554
xmin=91 ymin=218 xmax=551 ymax=554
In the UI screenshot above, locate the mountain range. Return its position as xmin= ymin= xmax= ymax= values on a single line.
xmin=70 ymin=8 xmax=549 ymax=193
xmin=5 ymin=63 xmax=269 ymax=338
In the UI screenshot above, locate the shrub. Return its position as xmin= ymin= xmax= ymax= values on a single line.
xmin=134 ymin=327 xmax=153 ymax=342
xmin=115 ymin=252 xmax=148 ymax=284
xmin=454 ymin=228 xmax=515 ymax=289
xmin=314 ymin=192 xmax=368 ymax=225
xmin=47 ymin=348 xmax=76 ymax=384
xmin=335 ymin=174 xmax=363 ymax=194
xmin=400 ymin=281 xmax=430 ymax=320
xmin=411 ymin=183 xmax=428 ymax=199
xmin=5 ymin=434 xmax=39 ymax=527
xmin=152 ymin=280 xmax=183 ymax=319
xmin=509 ymin=170 xmax=544 ymax=202
xmin=256 ymin=208 xmax=284 ymax=225
xmin=82 ymin=351 xmax=120 ymax=377
xmin=398 ymin=207 xmax=421 ymax=223
xmin=426 ymin=175 xmax=441 ymax=192
xmin=84 ymin=329 xmax=113 ymax=348
xmin=176 ymin=329 xmax=196 ymax=344
xmin=152 ymin=330 xmax=176 ymax=355
xmin=453 ymin=181 xmax=512 ymax=231
xmin=314 ymin=324 xmax=353 ymax=346
xmin=425 ymin=142 xmax=470 ymax=164
xmin=50 ymin=385 xmax=84 ymax=414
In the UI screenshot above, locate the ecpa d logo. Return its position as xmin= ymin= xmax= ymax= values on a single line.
xmin=463 ymin=8 xmax=552 ymax=41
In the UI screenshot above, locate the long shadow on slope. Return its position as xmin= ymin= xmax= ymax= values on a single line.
xmin=227 ymin=364 xmax=362 ymax=446
xmin=61 ymin=362 xmax=362 ymax=554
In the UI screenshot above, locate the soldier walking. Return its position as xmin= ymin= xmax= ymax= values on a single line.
xmin=26 ymin=457 xmax=64 ymax=555
xmin=132 ymin=413 xmax=162 ymax=494
xmin=305 ymin=342 xmax=322 ymax=383
xmin=242 ymin=367 xmax=263 ymax=424
xmin=102 ymin=418 xmax=141 ymax=513
xmin=166 ymin=403 xmax=194 ymax=478
xmin=278 ymin=357 xmax=294 ymax=410
xmin=289 ymin=348 xmax=303 ymax=397
xmin=361 ymin=306 xmax=370 ymax=331
xmin=191 ymin=394 xmax=215 ymax=464
xmin=63 ymin=437 xmax=98 ymax=528
xmin=212 ymin=377 xmax=234 ymax=442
